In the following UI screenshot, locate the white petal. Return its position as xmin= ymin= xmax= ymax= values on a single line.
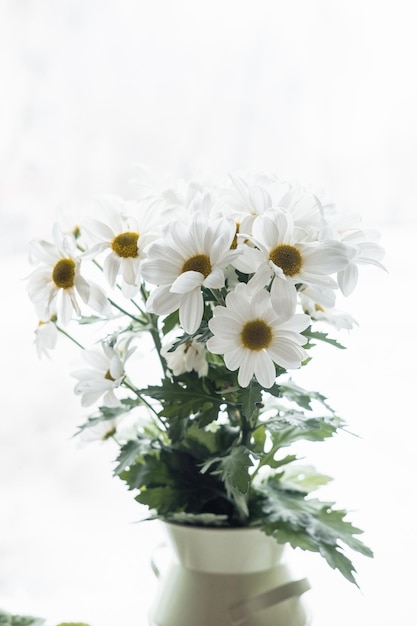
xmin=57 ymin=290 xmax=75 ymax=325
xmin=224 ymin=346 xmax=244 ymax=371
xmin=270 ymin=277 xmax=297 ymax=320
xmin=171 ymin=271 xmax=204 ymax=293
xmin=102 ymin=390 xmax=121 ymax=408
xmin=147 ymin=285 xmax=182 ymax=315
xmin=252 ymin=214 xmax=280 ymax=250
xmin=203 ymin=267 xmax=225 ymax=289
xmin=337 ymin=264 xmax=359 ymax=296
xmin=83 ymin=217 xmax=115 ymax=241
xmin=179 ymin=289 xmax=204 ymax=333
xmin=268 ymin=339 xmax=307 ymax=370
xmin=104 ymin=253 xmax=121 ymax=288
xmin=209 ymin=314 xmax=239 ymax=338
xmin=206 ymin=336 xmax=237 ymax=354
xmin=141 ymin=257 xmax=180 ymax=285
xmin=357 ymin=241 xmax=385 ymax=262
xmin=249 ymin=185 xmax=272 ymax=213
xmin=83 ymin=350 xmax=109 ymax=370
xmin=247 ymin=262 xmax=273 ymax=292
xmin=237 ymin=350 xmax=257 ymax=387
xmin=88 ymin=284 xmax=111 ymax=315
xmin=207 ymin=219 xmax=235 ymax=264
xmin=254 ymin=350 xmax=276 ymax=388
xmin=74 ymin=274 xmax=90 ymax=304
xmin=278 ymin=313 xmax=311 ymax=334
xmin=122 ymin=257 xmax=140 ymax=286
xmin=301 ymin=241 xmax=349 ymax=274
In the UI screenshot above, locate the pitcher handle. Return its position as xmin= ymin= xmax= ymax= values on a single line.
xmin=229 ymin=577 xmax=311 ymax=625
xmin=150 ymin=542 xmax=167 ymax=578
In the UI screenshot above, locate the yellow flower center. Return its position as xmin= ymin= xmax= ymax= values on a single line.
xmin=111 ymin=231 xmax=140 ymax=258
xmin=104 ymin=370 xmax=115 ymax=381
xmin=102 ymin=425 xmax=117 ymax=441
xmin=181 ymin=254 xmax=212 ymax=277
xmin=231 ymin=222 xmax=241 ymax=249
xmin=269 ymin=244 xmax=302 ymax=276
xmin=241 ymin=319 xmax=273 ymax=351
xmin=52 ymin=258 xmax=76 ymax=289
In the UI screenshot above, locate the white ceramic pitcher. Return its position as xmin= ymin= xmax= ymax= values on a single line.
xmin=148 ymin=523 xmax=312 ymax=626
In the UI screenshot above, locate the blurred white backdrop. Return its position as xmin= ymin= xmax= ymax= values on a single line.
xmin=0 ymin=1 xmax=415 ymax=625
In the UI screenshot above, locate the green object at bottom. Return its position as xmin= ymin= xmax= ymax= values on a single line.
xmin=56 ymin=623 xmax=91 ymax=626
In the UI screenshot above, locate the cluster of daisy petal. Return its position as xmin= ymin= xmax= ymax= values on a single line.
xmin=28 ymin=171 xmax=385 ymax=409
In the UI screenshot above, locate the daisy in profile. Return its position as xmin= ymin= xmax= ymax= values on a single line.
xmin=141 ymin=211 xmax=240 ymax=334
xmin=34 ymin=316 xmax=58 ymax=358
xmin=161 ymin=337 xmax=208 ymax=378
xmin=72 ymin=339 xmax=135 ymax=408
xmin=242 ymin=209 xmax=351 ymax=319
xmin=207 ymin=283 xmax=310 ymax=388
xmin=27 ymin=223 xmax=110 ymax=326
xmin=82 ymin=196 xmax=158 ymax=298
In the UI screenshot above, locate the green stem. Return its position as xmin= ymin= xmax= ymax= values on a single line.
xmin=56 ymin=324 xmax=85 ymax=349
xmin=240 ymin=410 xmax=252 ymax=448
xmin=108 ymin=297 xmax=146 ymax=324
xmin=123 ymin=378 xmax=166 ymax=428
xmin=209 ymin=288 xmax=226 ymax=306
xmin=139 ymin=283 xmax=167 ymax=374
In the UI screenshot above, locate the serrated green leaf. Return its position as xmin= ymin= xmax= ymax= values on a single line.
xmin=237 ymin=380 xmax=263 ymax=421
xmin=257 ymin=480 xmax=372 ymax=585
xmin=281 ymin=464 xmax=332 ymax=492
xmin=161 ymin=310 xmax=180 ymax=335
xmin=302 ymin=328 xmax=346 ymax=349
xmin=183 ymin=424 xmax=218 ymax=455
xmin=202 ymin=446 xmax=253 ymax=496
xmin=114 ymin=437 xmax=154 ymax=475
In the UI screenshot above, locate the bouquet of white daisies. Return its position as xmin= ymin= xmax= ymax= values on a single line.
xmin=27 ymin=171 xmax=385 ymax=585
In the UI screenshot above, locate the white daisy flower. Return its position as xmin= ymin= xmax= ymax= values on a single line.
xmin=320 ymin=213 xmax=386 ymax=296
xmin=34 ymin=317 xmax=58 ymax=358
xmin=299 ymin=289 xmax=358 ymax=331
xmin=161 ymin=338 xmax=208 ymax=378
xmin=244 ymin=209 xmax=351 ymax=319
xmin=82 ymin=196 xmax=158 ymax=298
xmin=72 ymin=339 xmax=135 ymax=408
xmin=207 ymin=284 xmax=310 ymax=388
xmin=222 ymin=172 xmax=324 ymax=237
xmin=78 ymin=417 xmax=121 ymax=444
xmin=27 ymin=223 xmax=110 ymax=326
xmin=141 ymin=212 xmax=240 ymax=334
xmin=337 ymin=229 xmax=386 ymax=296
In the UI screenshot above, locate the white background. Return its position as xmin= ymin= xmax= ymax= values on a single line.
xmin=0 ymin=1 xmax=415 ymax=624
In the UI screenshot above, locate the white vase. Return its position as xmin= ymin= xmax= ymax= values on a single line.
xmin=148 ymin=523 xmax=312 ymax=626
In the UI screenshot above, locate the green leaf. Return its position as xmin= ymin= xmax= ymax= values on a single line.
xmin=161 ymin=512 xmax=229 ymax=526
xmin=202 ymin=446 xmax=253 ymax=495
xmin=281 ymin=464 xmax=332 ymax=492
xmin=123 ymin=448 xmax=235 ymax=519
xmin=75 ymin=397 xmax=140 ymax=434
xmin=237 ymin=380 xmax=263 ymax=422
xmin=114 ymin=437 xmax=155 ymax=475
xmin=267 ymin=416 xmax=342 ymax=448
xmin=278 ymin=380 xmax=334 ymax=412
xmin=0 ymin=613 xmax=46 ymax=626
xmin=161 ymin=310 xmax=180 ymax=335
xmin=257 ymin=479 xmax=373 ymax=586
xmin=256 ymin=451 xmax=298 ymax=472
xmin=302 ymin=328 xmax=346 ymax=350
xmin=182 ymin=423 xmax=218 ymax=456
xmin=142 ymin=374 xmax=222 ymax=425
